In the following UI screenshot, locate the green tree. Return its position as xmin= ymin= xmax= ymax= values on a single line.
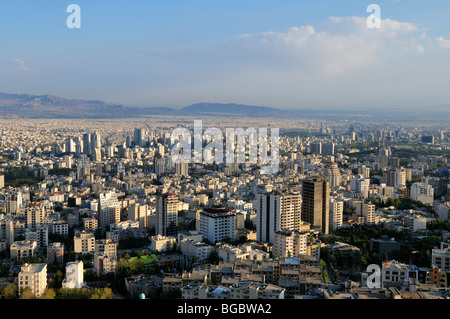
xmin=0 ymin=283 xmax=18 ymax=299
xmin=40 ymin=288 xmax=56 ymax=299
xmin=19 ymin=287 xmax=36 ymax=299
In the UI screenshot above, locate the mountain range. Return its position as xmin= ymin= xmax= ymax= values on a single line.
xmin=0 ymin=93 xmax=288 ymax=119
xmin=0 ymin=92 xmax=447 ymax=120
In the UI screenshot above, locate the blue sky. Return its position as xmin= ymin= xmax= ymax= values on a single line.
xmin=1 ymin=1 xmax=450 ymax=110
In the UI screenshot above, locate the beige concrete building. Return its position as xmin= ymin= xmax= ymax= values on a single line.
xmin=151 ymin=234 xmax=176 ymax=252
xmin=95 ymin=239 xmax=117 ymax=258
xmin=74 ymin=231 xmax=95 ymax=254
xmin=47 ymin=242 xmax=65 ymax=264
xmin=18 ymin=263 xmax=47 ymax=298
xmin=273 ymin=229 xmax=308 ymax=258
xmin=10 ymin=240 xmax=38 ymax=263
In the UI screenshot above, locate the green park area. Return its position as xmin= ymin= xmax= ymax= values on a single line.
xmin=129 ymin=254 xmax=159 ymax=265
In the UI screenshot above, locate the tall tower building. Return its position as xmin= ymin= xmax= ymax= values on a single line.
xmin=156 ymin=193 xmax=179 ymax=237
xmin=175 ymin=161 xmax=189 ymax=177
xmin=82 ymin=133 xmax=91 ymax=155
xmin=134 ymin=128 xmax=146 ymax=147
xmin=301 ymin=178 xmax=330 ymax=234
xmin=98 ymin=192 xmax=120 ymax=229
xmin=329 ymin=198 xmax=344 ymax=231
xmin=154 ymin=154 xmax=165 ymax=177
xmin=326 ymin=163 xmax=341 ymax=189
xmin=255 ymin=192 xmax=302 ymax=244
xmin=91 ymin=132 xmax=101 ymax=155
xmin=26 ymin=204 xmax=46 ymax=230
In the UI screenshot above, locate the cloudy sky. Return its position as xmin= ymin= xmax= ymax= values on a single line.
xmin=1 ymin=0 xmax=450 ymax=111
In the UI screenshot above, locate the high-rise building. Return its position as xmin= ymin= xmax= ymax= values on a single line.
xmin=326 ymin=163 xmax=341 ymax=188
xmin=383 ymin=168 xmax=406 ymax=189
xmin=0 ymin=216 xmax=14 ymax=247
xmin=301 ymin=178 xmax=330 ymax=234
xmin=6 ymin=192 xmax=23 ymax=214
xmin=92 ymin=147 xmax=102 ymax=162
xmin=351 ymin=175 xmax=370 ymax=198
xmin=175 ymin=161 xmax=189 ymax=177
xmin=83 ymin=133 xmax=91 ymax=155
xmin=356 ymin=202 xmax=377 ymax=225
xmin=199 ymin=208 xmax=236 ymax=243
xmin=154 ymin=154 xmax=165 ymax=177
xmin=128 ymin=203 xmax=149 ymax=229
xmin=310 ymin=142 xmax=322 ymax=154
xmin=322 ymin=143 xmax=335 ymax=155
xmin=91 ymin=132 xmax=101 ymax=155
xmin=98 ymin=192 xmax=120 ymax=229
xmin=255 ymin=192 xmax=302 ymax=244
xmin=134 ymin=128 xmax=146 ymax=147
xmin=329 ymin=198 xmax=343 ymax=231
xmin=26 ymin=204 xmax=46 ymax=229
xmin=65 ymin=137 xmax=76 ymax=154
xmin=156 ymin=193 xmax=179 ymax=237
xmin=77 ymin=155 xmax=91 ymax=180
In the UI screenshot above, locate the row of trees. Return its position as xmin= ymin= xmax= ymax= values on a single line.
xmin=0 ymin=284 xmax=113 ymax=299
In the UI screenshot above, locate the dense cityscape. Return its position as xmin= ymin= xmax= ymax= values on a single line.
xmin=0 ymin=114 xmax=448 ymax=301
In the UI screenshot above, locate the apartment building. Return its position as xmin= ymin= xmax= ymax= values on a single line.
xmin=74 ymin=231 xmax=95 ymax=254
xmin=10 ymin=240 xmax=38 ymax=263
xmin=18 ymin=263 xmax=47 ymax=298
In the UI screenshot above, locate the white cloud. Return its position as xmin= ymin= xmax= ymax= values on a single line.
xmin=133 ymin=16 xmax=450 ymax=109
xmin=13 ymin=58 xmax=31 ymax=71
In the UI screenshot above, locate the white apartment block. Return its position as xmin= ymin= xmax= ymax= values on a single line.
xmin=200 ymin=208 xmax=236 ymax=244
xmin=255 ymin=193 xmax=302 ymax=244
xmin=0 ymin=216 xmax=14 ymax=247
xmin=273 ymin=229 xmax=308 ymax=258
xmin=381 ymin=260 xmax=415 ymax=288
xmin=151 ymin=234 xmax=176 ymax=252
xmin=62 ymin=261 xmax=84 ymax=289
xmin=98 ymin=192 xmax=120 ymax=229
xmin=329 ymin=198 xmax=343 ymax=231
xmin=410 ymin=182 xmax=434 ymax=204
xmin=180 ymin=239 xmax=212 ymax=261
xmin=18 ymin=263 xmax=47 ymax=298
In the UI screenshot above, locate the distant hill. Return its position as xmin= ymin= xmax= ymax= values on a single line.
xmin=0 ymin=93 xmax=287 ymax=119
xmin=181 ymin=102 xmax=288 ymax=117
